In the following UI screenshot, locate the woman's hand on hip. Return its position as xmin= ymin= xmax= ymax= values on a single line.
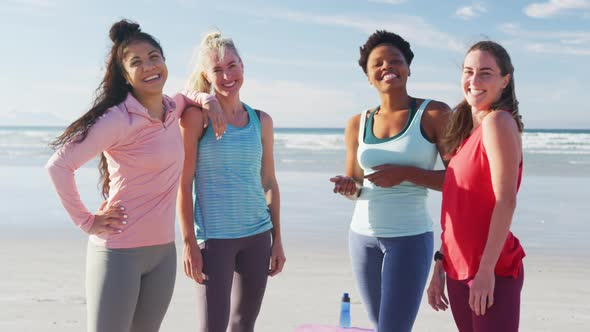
xmin=90 ymin=200 xmax=127 ymax=235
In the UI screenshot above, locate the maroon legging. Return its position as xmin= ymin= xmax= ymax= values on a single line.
xmin=446 ymin=266 xmax=524 ymax=332
xmin=195 ymin=230 xmax=272 ymax=332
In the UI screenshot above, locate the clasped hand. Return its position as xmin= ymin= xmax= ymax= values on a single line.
xmin=364 ymin=164 xmax=411 ymax=188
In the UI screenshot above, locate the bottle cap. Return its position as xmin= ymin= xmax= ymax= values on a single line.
xmin=342 ymin=292 xmax=350 ymax=302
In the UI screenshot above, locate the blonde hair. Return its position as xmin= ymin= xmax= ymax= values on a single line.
xmin=185 ymin=30 xmax=242 ymax=94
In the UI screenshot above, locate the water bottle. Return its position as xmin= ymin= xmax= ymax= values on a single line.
xmin=339 ymin=292 xmax=351 ymax=328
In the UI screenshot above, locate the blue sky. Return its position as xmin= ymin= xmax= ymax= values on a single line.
xmin=1 ymin=0 xmax=589 ymax=128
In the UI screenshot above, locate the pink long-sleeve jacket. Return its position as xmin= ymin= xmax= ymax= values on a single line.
xmin=46 ymin=93 xmax=184 ymax=249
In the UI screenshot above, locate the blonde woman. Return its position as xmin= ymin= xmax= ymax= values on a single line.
xmin=177 ymin=31 xmax=286 ymax=332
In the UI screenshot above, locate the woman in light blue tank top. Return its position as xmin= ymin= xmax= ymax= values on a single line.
xmin=330 ymin=30 xmax=451 ymax=332
xmin=177 ymin=31 xmax=286 ymax=332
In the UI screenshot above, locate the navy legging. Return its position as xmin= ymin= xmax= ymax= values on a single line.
xmin=349 ymin=230 xmax=433 ymax=332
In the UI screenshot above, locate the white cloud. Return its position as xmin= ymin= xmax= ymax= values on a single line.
xmin=237 ymin=78 xmax=462 ymax=127
xmin=524 ymin=42 xmax=590 ymax=55
xmin=499 ymin=22 xmax=590 ymax=40
xmin=524 ymin=0 xmax=590 ymax=18
xmin=7 ymin=0 xmax=55 ymax=6
xmin=409 ymin=82 xmax=457 ymax=93
xmin=164 ymin=75 xmax=187 ymax=96
xmin=2 ymin=0 xmax=56 ymax=9
xmin=0 ymin=0 xmax=57 ymax=16
xmin=248 ymin=8 xmax=465 ymax=53
xmin=499 ymin=22 xmax=590 ymax=55
xmin=0 ymin=110 xmax=66 ymax=126
xmin=455 ymin=2 xmax=487 ymax=20
xmin=407 ymin=82 xmax=462 ymax=107
xmin=240 ymin=79 xmax=364 ymax=128
xmin=249 ymin=57 xmax=350 ymax=68
xmin=367 ymin=0 xmax=407 ymax=4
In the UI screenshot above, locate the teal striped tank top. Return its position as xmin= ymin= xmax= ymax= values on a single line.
xmin=193 ymin=103 xmax=272 ymax=242
xmin=350 ymin=99 xmax=437 ymax=237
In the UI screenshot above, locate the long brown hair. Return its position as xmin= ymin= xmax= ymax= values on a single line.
xmin=50 ymin=19 xmax=164 ymax=198
xmin=443 ymin=41 xmax=524 ymax=157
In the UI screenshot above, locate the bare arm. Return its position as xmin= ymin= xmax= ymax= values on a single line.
xmin=469 ymin=111 xmax=522 ymax=315
xmin=177 ymin=106 xmax=205 ymax=283
xmin=479 ymin=111 xmax=521 ymax=272
xmin=259 ymin=112 xmax=286 ymax=276
xmin=330 ymin=114 xmax=364 ymax=199
xmin=427 ymin=245 xmax=449 ymax=311
xmin=345 ymin=114 xmax=364 ymax=183
xmin=407 ymin=102 xmax=450 ymax=190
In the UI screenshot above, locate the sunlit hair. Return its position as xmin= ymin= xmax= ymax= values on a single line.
xmin=358 ymin=30 xmax=414 ymax=74
xmin=442 ymin=40 xmax=524 ymax=157
xmin=185 ymin=30 xmax=242 ymax=94
xmin=50 ymin=19 xmax=164 ymax=198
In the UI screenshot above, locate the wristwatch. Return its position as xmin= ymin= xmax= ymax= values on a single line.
xmin=434 ymin=251 xmax=444 ymax=262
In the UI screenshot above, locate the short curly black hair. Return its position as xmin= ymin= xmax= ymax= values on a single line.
xmin=358 ymin=30 xmax=414 ymax=74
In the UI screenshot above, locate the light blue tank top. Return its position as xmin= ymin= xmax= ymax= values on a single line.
xmin=193 ymin=103 xmax=272 ymax=242
xmin=350 ymin=99 xmax=437 ymax=237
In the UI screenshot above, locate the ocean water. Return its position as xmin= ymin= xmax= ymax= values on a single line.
xmin=1 ymin=126 xmax=589 ymax=176
xmin=2 ymin=126 xmax=589 ymax=252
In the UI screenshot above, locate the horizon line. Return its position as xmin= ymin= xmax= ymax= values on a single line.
xmin=1 ymin=125 xmax=589 ymax=132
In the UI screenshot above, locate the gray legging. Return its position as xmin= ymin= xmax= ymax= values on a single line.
xmin=196 ymin=230 xmax=272 ymax=332
xmin=85 ymin=241 xmax=176 ymax=332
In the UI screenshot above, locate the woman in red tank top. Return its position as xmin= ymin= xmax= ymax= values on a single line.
xmin=426 ymin=41 xmax=526 ymax=332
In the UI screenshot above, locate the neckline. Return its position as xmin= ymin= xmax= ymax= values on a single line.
xmin=365 ymin=97 xmax=417 ymax=143
xmin=123 ymin=93 xmax=173 ymax=123
xmin=226 ymin=103 xmax=252 ymax=129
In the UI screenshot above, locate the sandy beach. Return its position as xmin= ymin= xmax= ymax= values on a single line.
xmin=1 ymin=166 xmax=590 ymax=331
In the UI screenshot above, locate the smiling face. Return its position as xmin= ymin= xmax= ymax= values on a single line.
xmin=462 ymin=49 xmax=510 ymax=112
xmin=366 ymin=43 xmax=410 ymax=93
xmin=121 ymin=41 xmax=167 ymax=98
xmin=203 ymin=48 xmax=243 ymax=98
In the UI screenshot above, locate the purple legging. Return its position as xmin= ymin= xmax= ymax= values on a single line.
xmin=195 ymin=230 xmax=271 ymax=332
xmin=446 ymin=266 xmax=524 ymax=332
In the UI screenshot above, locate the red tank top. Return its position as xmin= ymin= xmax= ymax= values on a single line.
xmin=441 ymin=124 xmax=525 ymax=280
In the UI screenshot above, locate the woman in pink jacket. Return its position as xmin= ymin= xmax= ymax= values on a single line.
xmin=46 ymin=19 xmax=201 ymax=332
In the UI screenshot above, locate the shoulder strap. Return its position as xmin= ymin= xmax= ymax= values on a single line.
xmin=199 ymin=106 xmax=262 ymax=141
xmin=358 ymin=109 xmax=370 ymax=145
xmin=416 ymin=99 xmax=431 ymax=115
xmin=242 ymin=103 xmax=262 ymax=135
xmin=410 ymin=99 xmax=431 ymax=131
